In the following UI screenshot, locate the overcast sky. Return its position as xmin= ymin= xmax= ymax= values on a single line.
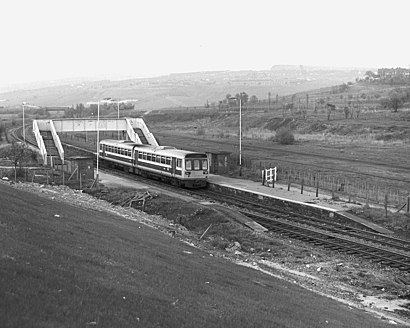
xmin=1 ymin=0 xmax=409 ymax=89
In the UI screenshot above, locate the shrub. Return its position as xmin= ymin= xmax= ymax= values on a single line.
xmin=275 ymin=127 xmax=295 ymax=145
xmin=196 ymin=127 xmax=205 ymax=136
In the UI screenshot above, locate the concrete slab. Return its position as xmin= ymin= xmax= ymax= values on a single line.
xmin=337 ymin=211 xmax=394 ymax=235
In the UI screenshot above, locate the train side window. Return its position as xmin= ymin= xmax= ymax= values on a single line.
xmin=156 ymin=156 xmax=161 ymax=163
xmin=143 ymin=153 xmax=147 ymax=160
xmin=161 ymin=156 xmax=166 ymax=164
xmin=202 ymin=159 xmax=208 ymax=170
xmin=177 ymin=159 xmax=182 ymax=167
xmin=185 ymin=160 xmax=192 ymax=170
xmin=166 ymin=157 xmax=171 ymax=165
xmin=138 ymin=152 xmax=142 ymax=159
xmin=152 ymin=155 xmax=156 ymax=162
xmin=147 ymin=153 xmax=152 ymax=161
xmin=194 ymin=160 xmax=200 ymax=170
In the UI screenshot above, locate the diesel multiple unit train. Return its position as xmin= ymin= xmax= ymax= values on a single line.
xmin=99 ymin=139 xmax=209 ymax=188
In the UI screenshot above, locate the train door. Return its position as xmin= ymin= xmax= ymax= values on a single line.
xmin=171 ymin=157 xmax=176 ymax=176
xmin=134 ymin=150 xmax=139 ymax=166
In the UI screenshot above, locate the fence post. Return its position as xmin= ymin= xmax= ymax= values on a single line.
xmin=384 ymin=193 xmax=388 ymax=218
xmin=288 ymin=176 xmax=291 ymax=191
xmin=301 ymin=179 xmax=304 ymax=194
xmin=375 ymin=185 xmax=379 ymax=203
xmin=407 ymin=196 xmax=410 ymax=213
xmin=365 ymin=182 xmax=369 ymax=208
xmin=316 ymin=180 xmax=319 ymax=197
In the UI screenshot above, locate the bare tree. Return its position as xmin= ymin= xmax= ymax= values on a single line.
xmin=0 ymin=142 xmax=36 ymax=181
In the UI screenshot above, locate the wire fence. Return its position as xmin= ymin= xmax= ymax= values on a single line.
xmin=234 ymin=156 xmax=410 ymax=211
xmin=0 ymin=167 xmax=94 ymax=190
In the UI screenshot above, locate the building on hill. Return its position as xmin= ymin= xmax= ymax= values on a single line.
xmin=377 ymin=67 xmax=410 ymax=80
xmin=45 ymin=106 xmax=70 ymax=117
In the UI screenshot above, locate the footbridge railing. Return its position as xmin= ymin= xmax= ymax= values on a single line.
xmin=33 ymin=120 xmax=48 ymax=165
xmin=49 ymin=120 xmax=64 ymax=163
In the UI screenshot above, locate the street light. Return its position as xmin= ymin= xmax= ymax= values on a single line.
xmin=117 ymin=100 xmax=120 ymax=140
xmin=96 ymin=100 xmax=100 ymax=187
xmin=22 ymin=102 xmax=26 ymax=143
xmin=229 ymin=96 xmax=242 ymax=174
xmin=113 ymin=98 xmax=137 ymax=140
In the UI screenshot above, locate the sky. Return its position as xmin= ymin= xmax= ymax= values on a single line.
xmin=1 ymin=0 xmax=409 ymax=90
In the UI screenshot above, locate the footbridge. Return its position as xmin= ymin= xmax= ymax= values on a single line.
xmin=32 ymin=118 xmax=158 ymax=165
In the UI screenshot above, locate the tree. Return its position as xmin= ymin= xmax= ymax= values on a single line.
xmin=249 ymin=95 xmax=258 ymax=104
xmin=0 ymin=122 xmax=5 ymax=141
xmin=275 ymin=127 xmax=295 ymax=145
xmin=0 ymin=142 xmax=37 ymax=181
xmin=343 ymin=106 xmax=350 ymax=119
xmin=235 ymin=92 xmax=249 ymax=104
xmin=326 ymin=103 xmax=336 ymax=121
xmin=380 ymin=90 xmax=406 ymax=112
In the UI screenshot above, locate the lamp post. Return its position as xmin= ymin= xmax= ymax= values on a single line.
xmin=96 ymin=101 xmax=100 ymax=187
xmin=22 ymin=102 xmax=26 ymax=143
xmin=117 ymin=100 xmax=120 ymax=139
xmin=229 ymin=96 xmax=242 ymax=174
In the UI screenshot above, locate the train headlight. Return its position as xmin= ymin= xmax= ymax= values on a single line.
xmin=185 ymin=172 xmax=191 ymax=176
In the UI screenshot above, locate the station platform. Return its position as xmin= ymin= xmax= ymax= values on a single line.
xmin=207 ymin=174 xmax=393 ymax=235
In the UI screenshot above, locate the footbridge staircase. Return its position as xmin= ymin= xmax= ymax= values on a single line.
xmin=33 ymin=118 xmax=158 ymax=165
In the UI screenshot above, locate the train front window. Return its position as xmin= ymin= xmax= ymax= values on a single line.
xmin=202 ymin=159 xmax=208 ymax=170
xmin=185 ymin=160 xmax=192 ymax=170
xmin=193 ymin=160 xmax=200 ymax=170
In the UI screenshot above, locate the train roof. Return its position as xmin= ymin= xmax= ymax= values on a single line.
xmin=100 ymin=139 xmax=137 ymax=150
xmin=100 ymin=139 xmax=207 ymax=157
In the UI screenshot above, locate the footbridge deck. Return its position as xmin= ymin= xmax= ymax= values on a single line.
xmin=32 ymin=118 xmax=158 ymax=165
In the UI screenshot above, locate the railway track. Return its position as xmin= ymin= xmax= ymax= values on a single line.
xmin=11 ymin=127 xmax=410 ymax=272
xmin=203 ymin=190 xmax=410 ymax=249
xmin=247 ymin=213 xmax=410 ymax=272
xmin=191 ymin=189 xmax=410 ymax=272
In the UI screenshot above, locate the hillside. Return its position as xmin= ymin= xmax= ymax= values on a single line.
xmin=0 ymin=66 xmax=362 ymax=110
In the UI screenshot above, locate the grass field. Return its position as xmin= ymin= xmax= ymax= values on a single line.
xmin=3 ymin=182 xmax=405 ymax=327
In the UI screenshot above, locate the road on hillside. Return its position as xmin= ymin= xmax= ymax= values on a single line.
xmin=0 ymin=182 xmax=404 ymax=328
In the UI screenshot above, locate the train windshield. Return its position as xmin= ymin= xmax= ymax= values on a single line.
xmin=185 ymin=158 xmax=208 ymax=171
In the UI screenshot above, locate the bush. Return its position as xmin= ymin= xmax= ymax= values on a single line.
xmin=275 ymin=127 xmax=295 ymax=145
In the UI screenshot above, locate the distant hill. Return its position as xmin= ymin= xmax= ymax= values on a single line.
xmin=0 ymin=67 xmax=365 ymax=110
